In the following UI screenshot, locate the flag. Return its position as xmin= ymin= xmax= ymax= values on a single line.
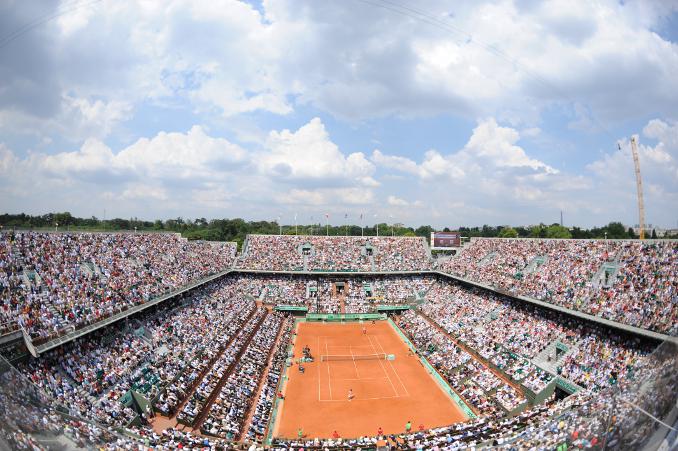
xmin=345 ymin=213 xmax=348 ymax=219
xmin=360 ymin=213 xmax=363 ymax=220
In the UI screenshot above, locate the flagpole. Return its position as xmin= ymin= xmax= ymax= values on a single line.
xmin=361 ymin=213 xmax=364 ymax=237
xmin=326 ymin=214 xmax=329 ymax=236
xmin=295 ymin=213 xmax=298 ymax=235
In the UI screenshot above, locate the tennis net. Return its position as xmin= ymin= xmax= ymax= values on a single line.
xmin=320 ymin=353 xmax=387 ymax=362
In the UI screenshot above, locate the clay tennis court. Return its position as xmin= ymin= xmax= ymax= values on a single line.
xmin=272 ymin=320 xmax=467 ymax=439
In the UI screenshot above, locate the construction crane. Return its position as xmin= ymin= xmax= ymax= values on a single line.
xmin=629 ymin=136 xmax=646 ymax=240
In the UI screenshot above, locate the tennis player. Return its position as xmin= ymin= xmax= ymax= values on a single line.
xmin=348 ymin=388 xmax=355 ymax=401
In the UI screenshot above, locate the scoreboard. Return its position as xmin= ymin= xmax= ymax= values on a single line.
xmin=431 ymin=231 xmax=461 ymax=248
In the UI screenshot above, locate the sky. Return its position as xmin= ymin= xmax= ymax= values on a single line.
xmin=0 ymin=0 xmax=677 ymax=229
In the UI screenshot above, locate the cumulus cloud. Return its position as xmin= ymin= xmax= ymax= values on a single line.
xmin=35 ymin=125 xmax=247 ymax=185
xmin=3 ymin=0 xmax=678 ymax=140
xmin=260 ymin=117 xmax=377 ymax=188
xmin=372 ymin=118 xmax=556 ymax=183
xmin=0 ymin=117 xmax=380 ymax=217
xmin=1 ymin=1 xmax=677 ymax=227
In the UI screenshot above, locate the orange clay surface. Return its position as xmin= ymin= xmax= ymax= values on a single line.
xmin=272 ymin=320 xmax=467 ymax=439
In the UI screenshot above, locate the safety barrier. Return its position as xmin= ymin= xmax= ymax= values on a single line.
xmin=305 ymin=313 xmax=386 ymax=322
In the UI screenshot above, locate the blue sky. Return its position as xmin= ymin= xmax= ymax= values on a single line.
xmin=0 ymin=0 xmax=677 ymax=229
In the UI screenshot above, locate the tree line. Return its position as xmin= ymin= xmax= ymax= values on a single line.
xmin=0 ymin=212 xmax=672 ymax=250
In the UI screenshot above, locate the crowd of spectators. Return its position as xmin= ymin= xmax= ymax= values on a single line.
xmin=438 ymin=238 xmax=677 ymax=334
xmin=152 ymin=281 xmax=257 ymax=417
xmin=245 ymin=318 xmax=293 ymax=442
xmin=421 ymin=279 xmax=653 ymax=393
xmin=177 ymin=308 xmax=266 ymax=426
xmin=238 ymin=235 xmax=432 ymax=271
xmin=399 ymin=310 xmax=525 ymax=416
xmin=202 ymin=312 xmax=284 ymax=439
xmin=0 ymin=238 xmax=675 ymax=451
xmin=0 ymin=231 xmax=236 ymax=341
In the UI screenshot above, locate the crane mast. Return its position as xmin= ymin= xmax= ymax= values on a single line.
xmin=630 ymin=136 xmax=645 ymax=240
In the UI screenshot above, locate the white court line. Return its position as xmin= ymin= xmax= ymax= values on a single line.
xmin=332 ymin=376 xmax=390 ymax=381
xmin=325 ymin=337 xmax=333 ymax=400
xmin=349 ymin=345 xmax=361 ymax=379
xmin=317 ymin=335 xmax=321 ymax=402
xmin=318 ymin=394 xmax=401 ymax=402
xmin=366 ymin=334 xmax=399 ymax=397
xmin=374 ymin=335 xmax=410 ymax=397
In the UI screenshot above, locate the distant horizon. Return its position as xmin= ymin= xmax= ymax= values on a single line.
xmin=1 ymin=210 xmax=674 ymax=233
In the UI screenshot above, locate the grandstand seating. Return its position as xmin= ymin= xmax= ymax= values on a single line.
xmin=238 ymin=235 xmax=432 ymax=271
xmin=438 ymin=238 xmax=678 ymax=335
xmin=0 ymin=231 xmax=236 ymax=341
xmin=0 ymin=233 xmax=676 ymax=450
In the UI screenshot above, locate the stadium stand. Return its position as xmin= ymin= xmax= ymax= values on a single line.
xmin=438 ymin=238 xmax=678 ymax=334
xmin=0 ymin=231 xmax=236 ymax=341
xmin=0 ymin=233 xmax=676 ymax=450
xmin=238 ymin=235 xmax=432 ymax=271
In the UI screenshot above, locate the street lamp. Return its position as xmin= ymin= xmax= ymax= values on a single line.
xmin=55 ymin=222 xmax=59 ymax=232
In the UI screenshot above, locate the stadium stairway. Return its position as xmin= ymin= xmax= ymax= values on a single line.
xmin=79 ymin=263 xmax=93 ymax=277
xmin=54 ymin=365 xmax=101 ymax=411
xmin=591 ymin=261 xmax=621 ymax=288
xmin=524 ymin=256 xmax=548 ymax=274
xmin=478 ymin=251 xmax=497 ymax=267
xmin=531 ymin=336 xmax=584 ymax=376
xmin=164 ymin=306 xmax=258 ymax=421
xmin=192 ymin=309 xmax=269 ymax=431
xmin=240 ymin=316 xmax=289 ymax=440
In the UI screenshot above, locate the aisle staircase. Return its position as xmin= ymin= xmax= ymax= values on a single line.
xmin=192 ymin=311 xmax=269 ymax=430
xmin=531 ymin=336 xmax=584 ymax=375
xmin=478 ymin=251 xmax=497 ymax=267
xmin=524 ymin=256 xmax=547 ymax=274
xmin=592 ymin=261 xmax=621 ymax=288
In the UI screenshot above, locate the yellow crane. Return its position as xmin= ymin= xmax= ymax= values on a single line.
xmin=630 ymin=136 xmax=646 ymax=240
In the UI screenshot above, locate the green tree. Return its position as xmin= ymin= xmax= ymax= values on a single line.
xmin=415 ymin=225 xmax=433 ymax=239
xmin=605 ymin=222 xmax=627 ymax=239
xmin=498 ymin=227 xmax=518 ymax=238
xmin=546 ymin=224 xmax=572 ymax=238
xmin=529 ymin=224 xmax=547 ymax=238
